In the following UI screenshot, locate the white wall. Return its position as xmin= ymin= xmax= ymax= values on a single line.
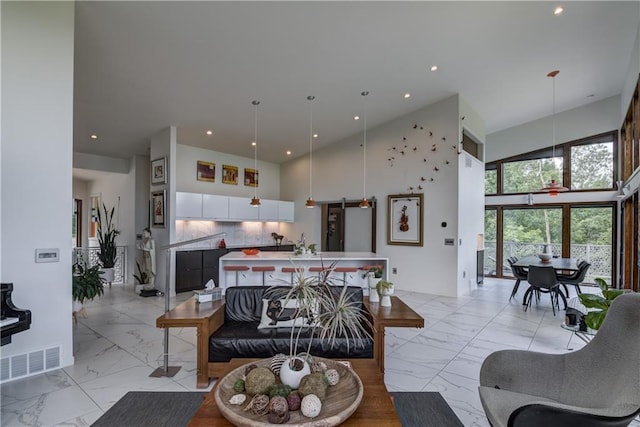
xmin=150 ymin=127 xmax=176 ymax=295
xmin=1 ymin=1 xmax=75 ymax=368
xmin=621 ymin=25 xmax=640 ymax=117
xmin=281 ymin=96 xmax=475 ymax=296
xmin=486 ymin=96 xmax=620 ymax=162
xmin=176 ymin=145 xmax=281 ymax=199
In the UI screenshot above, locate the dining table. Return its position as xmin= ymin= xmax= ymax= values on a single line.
xmin=511 ymin=255 xmax=579 ymax=272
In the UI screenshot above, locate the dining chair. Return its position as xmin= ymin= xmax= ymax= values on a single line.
xmin=507 ymin=257 xmax=528 ymax=301
xmin=556 ymin=260 xmax=591 ymax=296
xmin=523 ymin=265 xmax=566 ymax=316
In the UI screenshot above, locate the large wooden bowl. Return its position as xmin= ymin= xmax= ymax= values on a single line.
xmin=214 ymin=357 xmax=363 ymax=427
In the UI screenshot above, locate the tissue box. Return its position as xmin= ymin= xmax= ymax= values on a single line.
xmin=193 ymin=288 xmax=222 ymax=303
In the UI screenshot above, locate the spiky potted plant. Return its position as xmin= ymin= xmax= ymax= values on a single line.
xmin=96 ymin=203 xmax=120 ymax=284
xmin=268 ymin=260 xmax=372 ymax=389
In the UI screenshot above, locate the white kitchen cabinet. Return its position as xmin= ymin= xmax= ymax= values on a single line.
xmin=202 ymin=194 xmax=229 ymax=219
xmin=176 ymin=192 xmax=203 ymax=218
xmin=228 ymin=196 xmax=260 ymax=221
xmin=278 ymin=201 xmax=295 ymax=222
xmin=259 ymin=199 xmax=279 ymax=221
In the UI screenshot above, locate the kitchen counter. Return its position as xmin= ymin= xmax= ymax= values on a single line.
xmin=218 ymin=251 xmax=388 ymax=290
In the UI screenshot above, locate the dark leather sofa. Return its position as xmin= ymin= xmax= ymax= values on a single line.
xmin=207 ymin=286 xmax=374 ymax=375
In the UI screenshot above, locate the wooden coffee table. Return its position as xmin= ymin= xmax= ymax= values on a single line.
xmin=188 ymin=358 xmax=401 ymax=426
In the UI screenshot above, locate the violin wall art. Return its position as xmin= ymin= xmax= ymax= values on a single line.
xmin=387 ymin=193 xmax=423 ymax=246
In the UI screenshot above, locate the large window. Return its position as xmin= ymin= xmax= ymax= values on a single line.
xmin=484 ymin=209 xmax=497 ymax=275
xmin=486 ymin=132 xmax=616 ymax=196
xmin=570 ymin=206 xmax=614 ymax=283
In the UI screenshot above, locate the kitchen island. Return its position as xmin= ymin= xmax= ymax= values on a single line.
xmin=218 ymin=251 xmax=388 ymax=291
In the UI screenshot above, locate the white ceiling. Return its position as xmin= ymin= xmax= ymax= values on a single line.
xmin=73 ymin=1 xmax=640 ymax=165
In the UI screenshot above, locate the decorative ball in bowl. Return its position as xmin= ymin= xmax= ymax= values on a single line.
xmin=538 ymin=253 xmax=552 ymax=262
xmin=242 ymin=248 xmax=260 ymax=256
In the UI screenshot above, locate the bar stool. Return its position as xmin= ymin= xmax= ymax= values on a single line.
xmin=252 ymin=266 xmax=276 ymax=286
xmin=360 ymin=264 xmax=384 ymax=276
xmin=223 ymin=265 xmax=249 ymax=287
xmin=333 ymin=267 xmax=359 ymax=285
xmin=281 ymin=267 xmax=304 ymax=285
xmin=309 ymin=266 xmax=332 ymax=281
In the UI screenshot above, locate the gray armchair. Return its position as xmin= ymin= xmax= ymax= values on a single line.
xmin=479 ymin=292 xmax=640 ymax=427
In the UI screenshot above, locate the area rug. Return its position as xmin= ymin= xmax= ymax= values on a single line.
xmin=391 ymin=392 xmax=464 ymax=426
xmin=91 ymin=391 xmax=205 ymax=427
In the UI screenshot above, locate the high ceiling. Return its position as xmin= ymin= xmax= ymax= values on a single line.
xmin=73 ymin=1 xmax=639 ymax=165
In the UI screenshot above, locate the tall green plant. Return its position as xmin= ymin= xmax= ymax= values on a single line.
xmin=578 ymin=277 xmax=624 ymax=330
xmin=97 ymin=203 xmax=120 ymax=268
xmin=72 ymin=263 xmax=105 ymax=303
xmin=133 ymin=261 xmax=149 ymax=284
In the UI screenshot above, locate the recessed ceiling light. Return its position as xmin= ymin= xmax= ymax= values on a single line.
xmin=430 ymin=65 xmax=438 ymax=72
xmin=403 ymin=93 xmax=411 ymax=99
xmin=354 ymin=115 xmax=360 ymax=121
xmin=286 ymin=150 xmax=292 ymax=155
xmin=90 ymin=134 xmax=98 ymax=140
xmin=313 ymin=133 xmax=318 ymax=138
xmin=554 ymin=6 xmax=563 ymax=15
xmin=206 ymin=130 xmax=213 ymax=135
xmin=251 ymin=141 xmax=256 ymax=146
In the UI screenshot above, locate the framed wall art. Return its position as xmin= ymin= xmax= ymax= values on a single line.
xmin=387 ymin=193 xmax=423 ymax=246
xmin=151 ymin=157 xmax=167 ymax=185
xmin=197 ymin=160 xmax=216 ymax=182
xmin=244 ymin=167 xmax=259 ymax=187
xmin=151 ymin=190 xmax=166 ymax=228
xmin=222 ymin=164 xmax=238 ymax=185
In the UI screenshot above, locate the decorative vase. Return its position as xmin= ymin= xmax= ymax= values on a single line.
xmin=368 ymin=273 xmax=380 ymax=303
xmin=72 ymin=300 xmax=83 ymax=313
xmin=279 ymin=356 xmax=311 ymax=389
xmin=379 ymin=284 xmax=394 ymax=307
xmin=101 ymin=267 xmax=115 ymax=284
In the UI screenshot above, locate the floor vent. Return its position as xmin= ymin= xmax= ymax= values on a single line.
xmin=0 ymin=346 xmax=61 ymax=383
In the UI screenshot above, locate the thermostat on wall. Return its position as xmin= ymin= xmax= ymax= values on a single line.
xmin=35 ymin=248 xmax=59 ymax=263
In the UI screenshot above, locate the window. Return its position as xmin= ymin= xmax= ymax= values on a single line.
xmin=485 ymin=167 xmax=497 ymax=195
xmin=570 ymin=141 xmax=614 ymax=190
xmin=502 ymin=155 xmax=562 ymax=194
xmin=484 ymin=209 xmax=497 ymax=275
xmin=502 ymin=207 xmax=563 ymax=265
xmin=570 ymin=206 xmax=613 ymax=283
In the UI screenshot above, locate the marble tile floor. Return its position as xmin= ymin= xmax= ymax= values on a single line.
xmin=1 ymin=279 xmax=638 ymax=426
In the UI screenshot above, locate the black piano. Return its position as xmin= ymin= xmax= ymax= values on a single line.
xmin=1 ymin=283 xmax=32 ymax=346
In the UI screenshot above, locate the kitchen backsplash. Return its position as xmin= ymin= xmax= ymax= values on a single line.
xmin=175 ymin=220 xmax=286 ymax=249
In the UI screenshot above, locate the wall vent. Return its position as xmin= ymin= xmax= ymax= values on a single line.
xmin=465 ymin=156 xmax=473 ymax=168
xmin=0 ymin=346 xmax=61 ymax=384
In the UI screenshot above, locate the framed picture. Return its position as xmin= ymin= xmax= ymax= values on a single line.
xmin=222 ymin=164 xmax=238 ymax=185
xmin=151 ymin=157 xmax=167 ymax=185
xmin=151 ymin=190 xmax=166 ymax=228
xmin=197 ymin=160 xmax=216 ymax=182
xmin=387 ymin=193 xmax=423 ymax=246
xmin=244 ymin=168 xmax=259 ymax=187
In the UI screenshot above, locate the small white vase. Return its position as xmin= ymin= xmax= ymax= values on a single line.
xmin=72 ymin=300 xmax=83 ymax=313
xmin=279 ymin=356 xmax=311 ymax=389
xmin=380 ymin=284 xmax=394 ymax=307
xmin=368 ymin=273 xmax=380 ymax=303
xmin=101 ymin=268 xmax=115 ymax=283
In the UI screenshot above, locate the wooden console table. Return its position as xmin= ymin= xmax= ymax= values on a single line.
xmin=156 ymin=298 xmax=225 ymax=388
xmin=364 ymin=296 xmax=425 ymax=373
xmin=188 ymin=358 xmax=401 ymax=426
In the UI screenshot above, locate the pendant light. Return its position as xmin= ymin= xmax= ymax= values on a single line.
xmin=541 ymin=70 xmax=568 ymax=197
xmin=359 ymin=91 xmax=370 ymax=209
xmin=305 ymin=96 xmax=316 ymax=208
xmin=250 ymin=100 xmax=261 ymax=207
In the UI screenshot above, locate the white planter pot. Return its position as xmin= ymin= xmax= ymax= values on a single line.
xmin=380 ymin=284 xmax=394 ymax=307
xmin=72 ymin=300 xmax=83 ymax=313
xmin=101 ymin=268 xmax=115 ymax=283
xmin=279 ymin=356 xmax=311 ymax=389
xmin=368 ymin=273 xmax=380 ymax=303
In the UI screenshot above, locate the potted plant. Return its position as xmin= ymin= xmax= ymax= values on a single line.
xmin=578 ymin=277 xmax=624 ymax=330
xmin=96 ymin=203 xmax=120 ymax=284
xmin=133 ymin=260 xmax=149 ymax=293
xmin=72 ymin=262 xmax=105 ymax=322
xmin=269 ymin=261 xmax=372 ymax=388
xmin=363 ymin=266 xmax=383 ymax=302
xmin=376 ymin=279 xmax=395 ymax=307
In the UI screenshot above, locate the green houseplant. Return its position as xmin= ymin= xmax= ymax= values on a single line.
xmin=133 ymin=260 xmax=150 ymax=286
xmin=96 ymin=203 xmax=120 ymax=282
xmin=72 ymin=262 xmax=105 ymax=321
xmin=578 ymin=277 xmax=624 ymax=330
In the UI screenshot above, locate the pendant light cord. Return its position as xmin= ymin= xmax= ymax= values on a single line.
xmin=308 ymin=96 xmax=315 ymax=201
xmin=362 ymin=91 xmax=369 ymax=201
xmin=252 ymin=100 xmax=260 ymax=201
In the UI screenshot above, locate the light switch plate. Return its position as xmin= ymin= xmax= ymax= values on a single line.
xmin=35 ymin=248 xmax=59 ymax=263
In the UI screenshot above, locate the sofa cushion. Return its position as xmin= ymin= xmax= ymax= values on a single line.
xmin=257 ymin=297 xmax=317 ymax=329
xmin=209 ymin=321 xmax=373 ymax=362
